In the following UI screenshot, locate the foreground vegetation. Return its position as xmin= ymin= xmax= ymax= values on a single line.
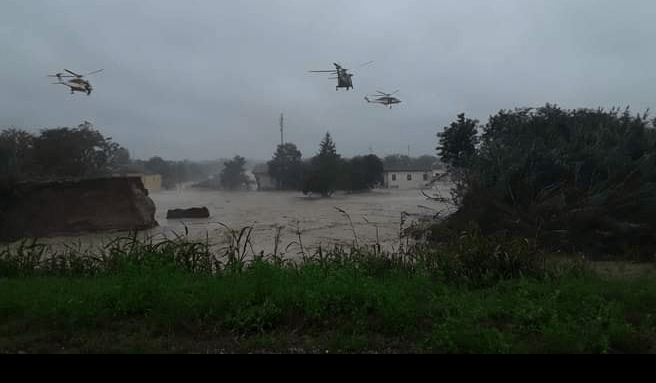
xmin=435 ymin=105 xmax=656 ymax=259
xmin=1 ymin=230 xmax=654 ymax=354
xmin=3 ymin=103 xmax=656 ymax=353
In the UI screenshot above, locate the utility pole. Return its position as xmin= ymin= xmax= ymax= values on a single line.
xmin=280 ymin=113 xmax=284 ymax=146
xmin=279 ymin=113 xmax=284 ymax=190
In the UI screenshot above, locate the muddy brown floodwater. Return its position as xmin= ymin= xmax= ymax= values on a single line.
xmin=7 ymin=184 xmax=455 ymax=260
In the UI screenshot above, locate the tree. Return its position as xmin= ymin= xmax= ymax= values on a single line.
xmin=220 ymin=155 xmax=251 ymax=190
xmin=176 ymin=160 xmax=207 ymax=183
xmin=108 ymin=147 xmax=131 ymax=172
xmin=144 ymin=156 xmax=176 ymax=189
xmin=267 ymin=142 xmax=304 ymax=190
xmin=440 ymin=104 xmax=656 ymax=259
xmin=31 ymin=121 xmax=120 ymax=178
xmin=413 ymin=154 xmax=439 ymax=169
xmin=0 ymin=128 xmax=35 ymax=177
xmin=347 ymin=154 xmax=384 ymax=191
xmin=303 ymin=132 xmax=341 ymax=196
xmin=318 ymin=132 xmax=338 ymax=159
xmin=436 ymin=113 xmax=479 ymax=169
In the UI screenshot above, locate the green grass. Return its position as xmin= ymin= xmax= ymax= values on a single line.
xmin=1 ymin=230 xmax=655 ymax=353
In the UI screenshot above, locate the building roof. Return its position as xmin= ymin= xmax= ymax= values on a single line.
xmin=383 ymin=166 xmax=433 ymax=173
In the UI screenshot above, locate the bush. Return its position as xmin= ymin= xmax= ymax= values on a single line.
xmin=439 ymin=104 xmax=656 ymax=259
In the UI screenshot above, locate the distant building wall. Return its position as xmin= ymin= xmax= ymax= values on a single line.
xmin=140 ymin=174 xmax=162 ymax=192
xmin=383 ymin=168 xmax=432 ymax=189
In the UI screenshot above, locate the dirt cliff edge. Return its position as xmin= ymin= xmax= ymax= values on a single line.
xmin=0 ymin=176 xmax=157 ymax=240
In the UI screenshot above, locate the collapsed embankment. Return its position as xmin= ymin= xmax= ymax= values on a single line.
xmin=0 ymin=176 xmax=157 ymax=240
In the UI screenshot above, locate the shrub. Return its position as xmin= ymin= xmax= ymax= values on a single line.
xmin=438 ymin=104 xmax=656 ymax=260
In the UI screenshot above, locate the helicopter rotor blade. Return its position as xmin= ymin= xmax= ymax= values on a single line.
xmin=308 ymin=70 xmax=337 ymax=73
xmin=359 ymin=61 xmax=374 ymax=68
xmin=85 ymin=69 xmax=104 ymax=76
xmin=65 ymin=69 xmax=82 ymax=77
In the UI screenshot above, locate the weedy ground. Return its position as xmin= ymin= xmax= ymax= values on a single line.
xmin=1 ymin=222 xmax=655 ymax=354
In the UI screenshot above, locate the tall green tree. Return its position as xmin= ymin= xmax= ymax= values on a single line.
xmin=348 ymin=154 xmax=384 ymax=191
xmin=0 ymin=128 xmax=35 ymax=177
xmin=267 ymin=142 xmax=304 ymax=190
xmin=220 ymin=155 xmax=251 ymax=190
xmin=31 ymin=122 xmax=120 ymax=178
xmin=436 ymin=113 xmax=479 ymax=169
xmin=303 ymin=132 xmax=341 ymax=196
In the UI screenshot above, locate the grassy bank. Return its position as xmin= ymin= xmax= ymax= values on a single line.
xmin=1 ymin=232 xmax=655 ymax=353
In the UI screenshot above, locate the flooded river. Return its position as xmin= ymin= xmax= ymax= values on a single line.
xmin=6 ymin=184 xmax=455 ymax=259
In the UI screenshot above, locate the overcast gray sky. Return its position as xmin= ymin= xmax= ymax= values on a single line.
xmin=2 ymin=0 xmax=655 ymax=161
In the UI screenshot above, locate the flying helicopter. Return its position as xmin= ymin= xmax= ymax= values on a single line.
xmin=48 ymin=69 xmax=103 ymax=95
xmin=308 ymin=61 xmax=373 ymax=91
xmin=364 ymin=90 xmax=402 ymax=109
xmin=309 ymin=63 xmax=354 ymax=91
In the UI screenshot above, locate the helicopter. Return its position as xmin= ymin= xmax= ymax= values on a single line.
xmin=364 ymin=90 xmax=402 ymax=109
xmin=52 ymin=82 xmax=93 ymax=95
xmin=49 ymin=69 xmax=103 ymax=95
xmin=309 ymin=63 xmax=354 ymax=91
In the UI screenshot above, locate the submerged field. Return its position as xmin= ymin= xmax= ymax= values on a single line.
xmin=1 ymin=230 xmax=655 ymax=354
xmin=18 ymin=187 xmax=455 ymax=259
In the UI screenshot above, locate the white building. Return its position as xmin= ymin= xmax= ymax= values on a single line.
xmin=383 ymin=165 xmax=450 ymax=189
xmin=383 ymin=166 xmax=432 ymax=189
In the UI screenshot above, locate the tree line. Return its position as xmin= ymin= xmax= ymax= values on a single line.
xmin=265 ymin=133 xmax=440 ymax=196
xmin=262 ymin=133 xmax=378 ymax=196
xmin=1 ymin=121 xmax=439 ymax=194
xmin=0 ymin=122 xmax=229 ymax=190
xmin=435 ymin=104 xmax=656 ymax=259
xmin=0 ymin=121 xmax=125 ymax=182
xmin=194 ymin=133 xmax=440 ymax=193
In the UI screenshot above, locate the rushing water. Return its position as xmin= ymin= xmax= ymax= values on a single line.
xmin=5 ymin=184 xmax=455 ymax=258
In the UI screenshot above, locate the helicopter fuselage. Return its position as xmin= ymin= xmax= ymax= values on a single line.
xmin=54 ymin=82 xmax=92 ymax=95
xmin=336 ymin=71 xmax=353 ymax=90
xmin=365 ymin=95 xmax=401 ymax=108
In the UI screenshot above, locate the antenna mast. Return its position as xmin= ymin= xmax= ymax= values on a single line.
xmin=280 ymin=113 xmax=284 ymax=146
